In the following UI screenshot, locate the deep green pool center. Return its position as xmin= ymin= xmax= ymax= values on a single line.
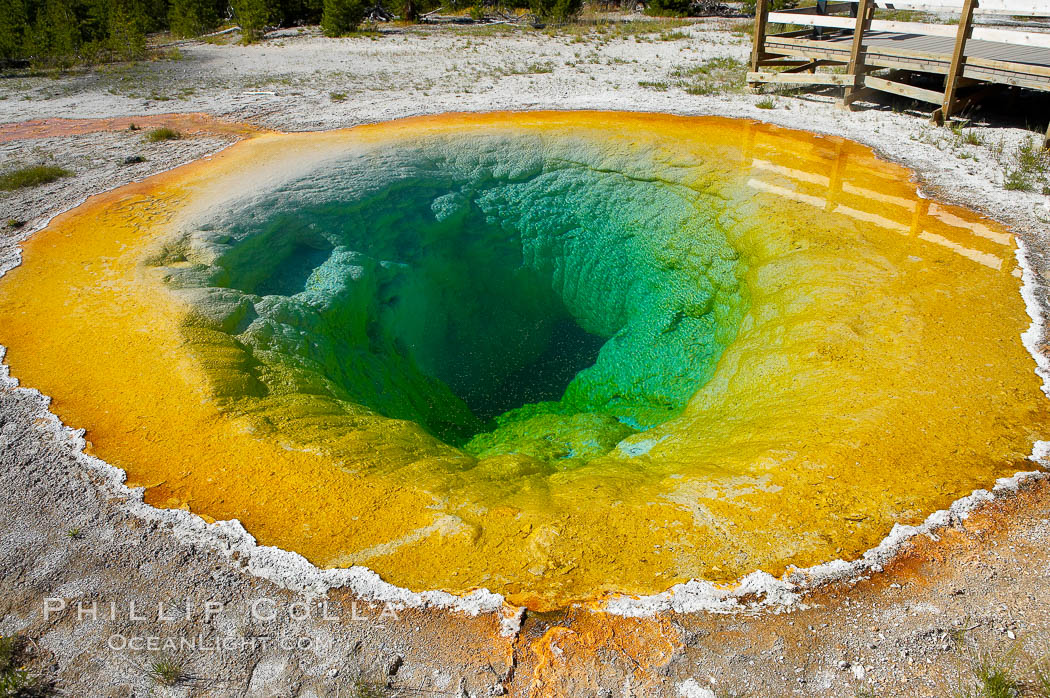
xmin=156 ymin=134 xmax=750 ymax=467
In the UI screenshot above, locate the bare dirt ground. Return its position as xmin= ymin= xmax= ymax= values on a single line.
xmin=3 ymin=16 xmax=1050 ymax=697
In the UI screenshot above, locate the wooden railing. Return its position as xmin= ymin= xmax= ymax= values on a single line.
xmin=766 ymin=11 xmax=1050 ymax=49
xmin=748 ymin=0 xmax=1050 ymax=146
xmin=867 ymin=0 xmax=1050 ymax=15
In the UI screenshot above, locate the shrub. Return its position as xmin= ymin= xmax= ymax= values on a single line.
xmin=0 ymin=165 xmax=72 ymax=190
xmin=321 ymin=0 xmax=365 ymax=35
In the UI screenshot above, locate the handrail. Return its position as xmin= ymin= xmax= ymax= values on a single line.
xmin=771 ymin=1 xmax=1050 ymax=16
xmin=873 ymin=0 xmax=1050 ymax=14
xmin=767 ymin=11 xmax=1050 ymax=49
xmin=780 ymin=2 xmax=855 ymax=14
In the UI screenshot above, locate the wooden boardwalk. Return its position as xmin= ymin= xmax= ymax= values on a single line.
xmin=747 ymin=0 xmax=1050 ymax=146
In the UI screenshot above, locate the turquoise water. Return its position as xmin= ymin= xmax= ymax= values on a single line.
xmin=162 ymin=135 xmax=749 ymax=466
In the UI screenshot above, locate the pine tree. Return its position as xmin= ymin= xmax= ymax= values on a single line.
xmin=529 ymin=0 xmax=579 ymax=21
xmin=273 ymin=0 xmax=321 ymax=27
xmin=646 ymin=0 xmax=690 ymax=15
xmin=0 ymin=0 xmax=29 ymax=60
xmin=140 ymin=0 xmax=169 ymax=31
xmin=106 ymin=0 xmax=145 ymax=59
xmin=26 ymin=0 xmax=81 ymax=62
xmin=231 ymin=0 xmax=270 ymax=42
xmin=320 ymin=0 xmax=363 ymax=36
xmin=168 ymin=0 xmax=220 ymax=36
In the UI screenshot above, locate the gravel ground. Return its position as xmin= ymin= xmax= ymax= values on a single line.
xmin=2 ymin=18 xmax=1050 ymax=697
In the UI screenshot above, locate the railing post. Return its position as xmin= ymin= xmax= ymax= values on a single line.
xmin=841 ymin=0 xmax=874 ymax=107
xmin=750 ymin=0 xmax=771 ymax=80
xmin=813 ymin=0 xmax=828 ymax=40
xmin=937 ymin=0 xmax=978 ymax=124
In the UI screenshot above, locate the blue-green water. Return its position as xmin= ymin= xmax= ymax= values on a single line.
xmin=158 ymin=135 xmax=749 ymax=466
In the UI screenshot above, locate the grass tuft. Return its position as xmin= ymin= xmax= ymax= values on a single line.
xmin=145 ymin=127 xmax=181 ymax=142
xmin=672 ymin=57 xmax=747 ymax=96
xmin=949 ymin=636 xmax=1050 ymax=698
xmin=0 ymin=635 xmax=47 ymax=697
xmin=950 ymin=122 xmax=984 ymax=147
xmin=963 ymin=131 xmax=984 ymax=146
xmin=968 ymin=667 xmax=1020 ymax=698
xmin=1005 ymin=170 xmax=1033 ymax=191
xmin=352 ymin=679 xmax=390 ymax=697
xmin=994 ymin=136 xmax=1049 ymax=193
xmin=730 ymin=19 xmax=755 ymax=36
xmin=145 ymin=655 xmax=186 ymax=687
xmin=656 ymin=30 xmax=689 ymax=41
xmin=756 ymin=97 xmax=776 ymax=109
xmin=0 ymin=166 xmax=72 ymax=191
xmin=330 ymin=91 xmax=347 ymax=101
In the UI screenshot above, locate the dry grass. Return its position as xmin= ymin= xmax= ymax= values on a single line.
xmin=145 ymin=127 xmax=181 ymax=142
xmin=0 ymin=165 xmax=72 ymax=191
xmin=145 ymin=654 xmax=187 ymax=687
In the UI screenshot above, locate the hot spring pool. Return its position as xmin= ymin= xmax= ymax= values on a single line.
xmin=1 ymin=112 xmax=1046 ymax=609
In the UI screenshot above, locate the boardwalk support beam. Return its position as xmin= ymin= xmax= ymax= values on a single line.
xmin=749 ymin=0 xmax=771 ymax=89
xmin=935 ymin=0 xmax=979 ymax=124
xmin=842 ymin=0 xmax=876 ymax=108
